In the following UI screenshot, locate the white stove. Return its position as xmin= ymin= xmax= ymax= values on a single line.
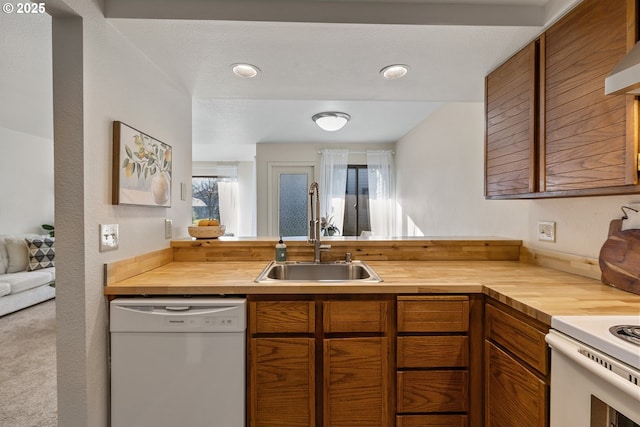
xmin=546 ymin=315 xmax=640 ymax=427
xmin=552 ymin=315 xmax=640 ymax=370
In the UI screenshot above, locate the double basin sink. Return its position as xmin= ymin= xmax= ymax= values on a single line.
xmin=255 ymin=260 xmax=383 ymax=283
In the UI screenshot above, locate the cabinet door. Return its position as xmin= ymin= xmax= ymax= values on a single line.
xmin=323 ymin=337 xmax=389 ymax=427
xmin=544 ymin=0 xmax=637 ymax=193
xmin=486 ymin=39 xmax=539 ymax=197
xmin=249 ymin=338 xmax=315 ymax=427
xmin=485 ymin=341 xmax=547 ymax=427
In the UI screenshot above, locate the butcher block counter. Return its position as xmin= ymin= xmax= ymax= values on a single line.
xmin=104 ymin=237 xmax=640 ymax=325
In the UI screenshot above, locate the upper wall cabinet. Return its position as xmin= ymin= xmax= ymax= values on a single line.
xmin=543 ymin=0 xmax=637 ymax=193
xmin=485 ymin=40 xmax=540 ymax=197
xmin=485 ymin=0 xmax=640 ymax=199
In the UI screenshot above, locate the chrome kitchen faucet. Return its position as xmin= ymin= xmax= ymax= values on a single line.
xmin=308 ymin=182 xmax=331 ymax=263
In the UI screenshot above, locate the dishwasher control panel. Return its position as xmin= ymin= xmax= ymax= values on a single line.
xmin=164 ymin=315 xmax=239 ymax=329
xmin=110 ymin=298 xmax=247 ymax=333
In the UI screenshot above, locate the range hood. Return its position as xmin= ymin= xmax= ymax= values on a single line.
xmin=605 ymin=41 xmax=640 ymax=95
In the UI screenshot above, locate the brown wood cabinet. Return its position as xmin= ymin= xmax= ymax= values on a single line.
xmin=396 ymin=295 xmax=481 ymax=427
xmin=485 ymin=39 xmax=540 ymax=197
xmin=250 ymin=337 xmax=316 ymax=427
xmin=486 ymin=0 xmax=640 ymax=199
xmin=248 ymin=295 xmax=393 ymax=427
xmin=484 ymin=300 xmax=550 ymax=427
xmin=249 ymin=298 xmax=316 ymax=427
xmin=324 ymin=337 xmax=389 ymax=426
xmin=543 ymin=0 xmax=638 ymax=194
xmin=249 ymin=294 xmax=553 ymax=427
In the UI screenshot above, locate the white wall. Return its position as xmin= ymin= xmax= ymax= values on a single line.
xmin=526 ymin=195 xmax=638 ymax=258
xmin=51 ymin=2 xmax=193 ymax=425
xmin=396 ymin=103 xmax=529 ymax=238
xmin=0 ymin=11 xmax=52 ymax=139
xmin=396 ymin=102 xmax=639 ymax=258
xmin=237 ymin=160 xmax=256 ymax=236
xmin=255 ymin=142 xmax=395 ymax=236
xmin=0 ymin=126 xmax=54 ymax=234
xmin=0 ymin=11 xmax=53 ymax=236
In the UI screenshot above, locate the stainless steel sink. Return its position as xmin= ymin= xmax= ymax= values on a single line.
xmin=254 ymin=260 xmax=383 ymax=283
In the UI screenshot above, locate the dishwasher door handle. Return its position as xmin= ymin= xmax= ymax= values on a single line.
xmin=153 ymin=306 xmax=238 ymax=316
xmin=165 ymin=306 xmax=191 ymax=311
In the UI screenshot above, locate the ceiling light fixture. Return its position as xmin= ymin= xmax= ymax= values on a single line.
xmin=231 ymin=63 xmax=260 ymax=78
xmin=380 ymin=64 xmax=409 ymax=80
xmin=312 ymin=112 xmax=351 ymax=132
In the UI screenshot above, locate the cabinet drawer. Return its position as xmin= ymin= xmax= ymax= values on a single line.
xmin=397 ymin=296 xmax=469 ymax=332
xmin=397 ymin=336 xmax=468 ymax=368
xmin=397 ymin=370 xmax=469 ymax=413
xmin=485 ymin=304 xmax=548 ymax=374
xmin=397 ymin=414 xmax=468 ymax=427
xmin=250 ymin=301 xmax=315 ymax=334
xmin=323 ymin=300 xmax=387 ymax=333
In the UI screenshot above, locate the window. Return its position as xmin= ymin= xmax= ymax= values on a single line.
xmin=192 ymin=176 xmax=238 ymax=236
xmin=342 ymin=165 xmax=371 ymax=236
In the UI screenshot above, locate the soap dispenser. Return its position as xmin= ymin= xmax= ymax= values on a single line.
xmin=275 ymin=237 xmax=287 ymax=262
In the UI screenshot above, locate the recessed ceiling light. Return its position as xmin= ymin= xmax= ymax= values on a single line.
xmin=231 ymin=63 xmax=260 ymax=78
xmin=312 ymin=112 xmax=351 ymax=132
xmin=380 ymin=64 xmax=409 ymax=80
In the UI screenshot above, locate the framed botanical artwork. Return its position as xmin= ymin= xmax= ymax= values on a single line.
xmin=112 ymin=121 xmax=172 ymax=207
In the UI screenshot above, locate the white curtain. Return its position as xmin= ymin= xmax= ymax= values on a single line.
xmin=320 ymin=149 xmax=348 ymax=235
xmin=367 ymin=150 xmax=396 ymax=236
xmin=218 ymin=181 xmax=238 ymax=236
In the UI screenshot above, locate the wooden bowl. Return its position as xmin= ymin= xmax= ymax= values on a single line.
xmin=188 ymin=225 xmax=226 ymax=239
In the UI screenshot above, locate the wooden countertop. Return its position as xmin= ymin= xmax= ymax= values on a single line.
xmin=104 ymin=260 xmax=640 ymax=325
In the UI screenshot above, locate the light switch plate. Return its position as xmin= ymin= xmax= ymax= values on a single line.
xmin=180 ymin=182 xmax=187 ymax=201
xmin=100 ymin=224 xmax=119 ymax=251
xmin=164 ymin=219 xmax=172 ymax=239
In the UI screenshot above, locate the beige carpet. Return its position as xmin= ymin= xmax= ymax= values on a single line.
xmin=0 ymin=299 xmax=57 ymax=427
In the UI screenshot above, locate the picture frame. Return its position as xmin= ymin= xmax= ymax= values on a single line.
xmin=112 ymin=121 xmax=172 ymax=207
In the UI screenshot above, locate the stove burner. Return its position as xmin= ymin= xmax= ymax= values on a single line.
xmin=609 ymin=325 xmax=640 ymax=346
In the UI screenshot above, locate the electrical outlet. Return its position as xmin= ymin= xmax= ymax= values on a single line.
xmin=164 ymin=219 xmax=172 ymax=239
xmin=538 ymin=221 xmax=556 ymax=242
xmin=99 ymin=224 xmax=119 ymax=251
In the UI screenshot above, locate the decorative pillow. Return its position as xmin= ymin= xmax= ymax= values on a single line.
xmin=0 ymin=237 xmax=8 ymax=274
xmin=6 ymin=237 xmax=30 ymax=273
xmin=25 ymin=237 xmax=55 ymax=271
xmin=621 ymin=204 xmax=640 ymax=231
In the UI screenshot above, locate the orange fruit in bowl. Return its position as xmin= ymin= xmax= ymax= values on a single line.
xmin=208 ymin=219 xmax=220 ymax=226
xmin=197 ymin=219 xmax=210 ymax=226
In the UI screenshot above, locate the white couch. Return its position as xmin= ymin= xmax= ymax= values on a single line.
xmin=0 ymin=234 xmax=55 ymax=317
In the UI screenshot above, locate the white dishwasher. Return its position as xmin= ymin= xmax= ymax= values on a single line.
xmin=109 ymin=297 xmax=246 ymax=427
